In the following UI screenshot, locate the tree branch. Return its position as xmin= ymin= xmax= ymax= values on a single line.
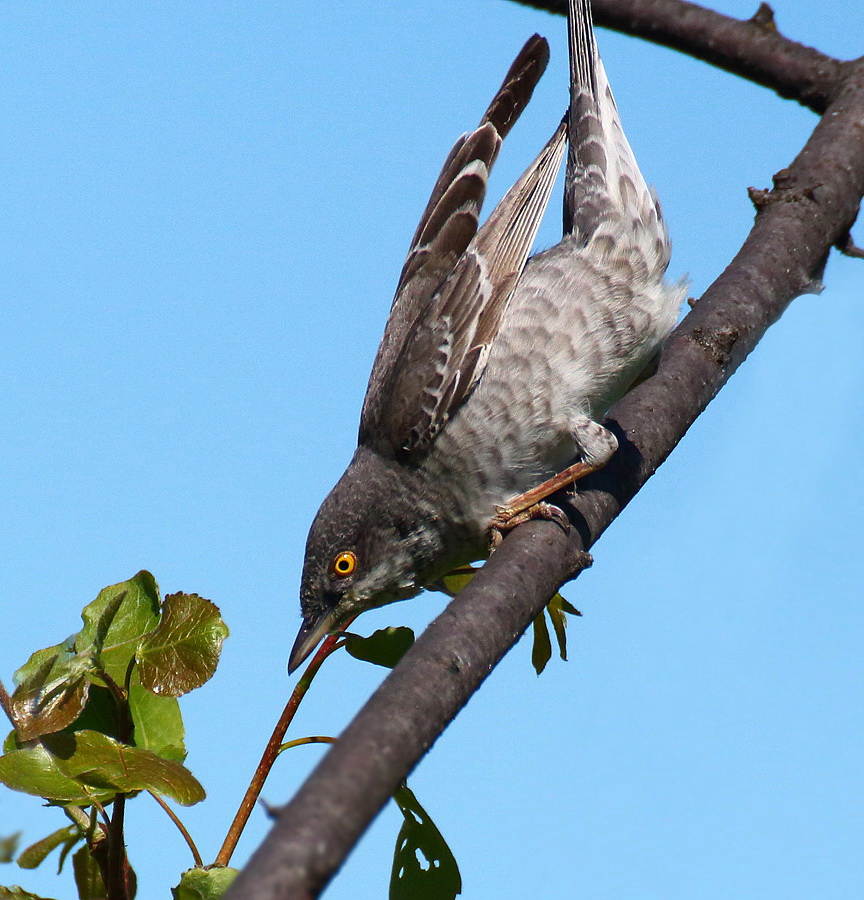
xmin=225 ymin=8 xmax=864 ymax=898
xmin=520 ymin=0 xmax=849 ymax=112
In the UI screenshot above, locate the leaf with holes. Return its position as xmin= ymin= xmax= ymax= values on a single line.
xmin=390 ymin=784 xmax=461 ymax=900
xmin=136 ymin=594 xmax=228 ymax=697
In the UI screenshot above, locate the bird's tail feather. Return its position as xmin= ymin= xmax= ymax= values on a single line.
xmin=564 ymin=0 xmax=670 ymax=276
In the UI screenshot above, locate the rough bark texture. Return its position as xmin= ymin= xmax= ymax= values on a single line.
xmin=525 ymin=0 xmax=849 ymax=112
xmin=226 ymin=2 xmax=864 ymax=897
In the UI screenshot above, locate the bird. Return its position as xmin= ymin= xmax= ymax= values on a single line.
xmin=289 ymin=0 xmax=684 ymax=672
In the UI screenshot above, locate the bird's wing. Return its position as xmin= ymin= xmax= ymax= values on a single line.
xmin=379 ymin=121 xmax=567 ymax=459
xmin=564 ymin=0 xmax=670 ymax=276
xmin=359 ymin=35 xmax=552 ymax=460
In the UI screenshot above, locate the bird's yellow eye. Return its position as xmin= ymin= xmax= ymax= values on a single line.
xmin=331 ymin=550 xmax=357 ymax=578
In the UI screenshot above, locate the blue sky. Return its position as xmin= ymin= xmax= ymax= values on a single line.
xmin=1 ymin=1 xmax=862 ymax=897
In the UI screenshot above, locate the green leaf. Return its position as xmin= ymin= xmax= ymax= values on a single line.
xmin=431 ymin=566 xmax=478 ymax=598
xmin=16 ymin=826 xmax=80 ymax=871
xmin=0 ymin=886 xmax=60 ymax=900
xmin=71 ymin=845 xmax=107 ymax=900
xmin=531 ymin=614 xmax=552 ymax=676
xmin=9 ymin=641 xmax=93 ymax=741
xmin=128 ymin=681 xmax=185 ymax=760
xmin=61 ymin=686 xmax=120 ymax=743
xmin=531 ymin=593 xmax=581 ymax=675
xmin=0 ymin=743 xmax=111 ymax=804
xmin=171 ymin=866 xmax=239 ymax=900
xmin=43 ymin=731 xmax=205 ymax=806
xmin=136 ymin=594 xmax=228 ymax=697
xmin=547 ymin=593 xmax=579 ymax=662
xmin=344 ymin=628 xmax=415 ymax=669
xmin=0 ymin=834 xmax=21 ymax=864
xmin=7 ymin=574 xmax=161 ymax=740
xmin=390 ymin=784 xmax=461 ymax=900
xmin=77 ymin=572 xmax=161 ymax=685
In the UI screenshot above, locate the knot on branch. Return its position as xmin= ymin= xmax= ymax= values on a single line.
xmin=748 ymin=3 xmax=776 ymax=31
xmin=688 ymin=326 xmax=740 ymax=368
xmin=748 ymin=168 xmax=823 ymax=211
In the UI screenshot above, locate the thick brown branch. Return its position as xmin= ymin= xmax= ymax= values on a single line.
xmin=520 ymin=0 xmax=849 ymax=112
xmin=225 ymin=33 xmax=864 ymax=900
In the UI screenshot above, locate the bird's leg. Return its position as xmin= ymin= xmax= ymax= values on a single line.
xmin=488 ymin=418 xmax=618 ymax=550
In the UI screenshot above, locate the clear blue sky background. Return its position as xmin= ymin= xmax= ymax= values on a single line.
xmin=2 ymin=1 xmax=862 ymax=897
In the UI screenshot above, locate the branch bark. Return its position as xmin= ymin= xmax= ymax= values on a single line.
xmin=225 ymin=3 xmax=864 ymax=897
xmin=521 ymin=0 xmax=850 ymax=112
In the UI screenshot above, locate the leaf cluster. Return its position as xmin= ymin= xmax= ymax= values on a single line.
xmin=0 ymin=572 xmax=229 ymax=899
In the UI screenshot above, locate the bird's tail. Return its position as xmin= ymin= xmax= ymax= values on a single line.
xmin=564 ymin=0 xmax=671 ymax=278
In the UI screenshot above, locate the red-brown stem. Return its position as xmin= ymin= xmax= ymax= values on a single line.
xmin=105 ymin=795 xmax=129 ymax=900
xmin=149 ymin=791 xmax=203 ymax=867
xmin=102 ymin=657 xmax=137 ymax=899
xmin=213 ymin=622 xmax=355 ymax=868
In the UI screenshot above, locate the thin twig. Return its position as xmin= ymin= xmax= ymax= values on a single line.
xmin=213 ymin=620 xmax=355 ymax=868
xmin=149 ymin=791 xmax=203 ymax=868
xmin=278 ymin=736 xmax=336 ymax=755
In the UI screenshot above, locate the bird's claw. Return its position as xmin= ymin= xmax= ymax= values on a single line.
xmin=488 ymin=501 xmax=570 ymax=553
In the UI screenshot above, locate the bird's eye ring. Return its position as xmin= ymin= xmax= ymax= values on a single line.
xmin=331 ymin=550 xmax=357 ymax=578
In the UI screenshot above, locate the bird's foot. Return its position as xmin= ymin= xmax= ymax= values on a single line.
xmin=488 ymin=501 xmax=570 ymax=552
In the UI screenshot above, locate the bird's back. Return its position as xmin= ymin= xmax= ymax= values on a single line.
xmin=429 ymin=0 xmax=684 ymax=526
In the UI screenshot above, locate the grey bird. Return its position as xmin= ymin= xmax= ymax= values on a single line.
xmin=289 ymin=0 xmax=684 ymax=672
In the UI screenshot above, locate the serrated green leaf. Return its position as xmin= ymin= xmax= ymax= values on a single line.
xmin=171 ymin=866 xmax=239 ymax=900
xmin=42 ymin=731 xmax=205 ymax=806
xmin=128 ymin=681 xmax=185 ymax=760
xmin=77 ymin=572 xmax=161 ymax=685
xmin=16 ymin=826 xmax=79 ymax=871
xmin=0 ymin=886 xmax=60 ymax=900
xmin=0 ymin=744 xmax=111 ymax=804
xmin=531 ymin=613 xmax=552 ymax=675
xmin=136 ymin=594 xmax=228 ymax=697
xmin=391 ymin=784 xmax=461 ymax=900
xmin=0 ymin=834 xmax=21 ymax=864
xmin=344 ymin=628 xmax=415 ymax=669
xmin=71 ymin=845 xmax=107 ymax=900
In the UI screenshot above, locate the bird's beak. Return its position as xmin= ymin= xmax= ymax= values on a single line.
xmin=287 ymin=607 xmax=343 ymax=674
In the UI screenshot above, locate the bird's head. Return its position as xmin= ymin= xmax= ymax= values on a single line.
xmin=289 ymin=447 xmax=446 ymax=672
